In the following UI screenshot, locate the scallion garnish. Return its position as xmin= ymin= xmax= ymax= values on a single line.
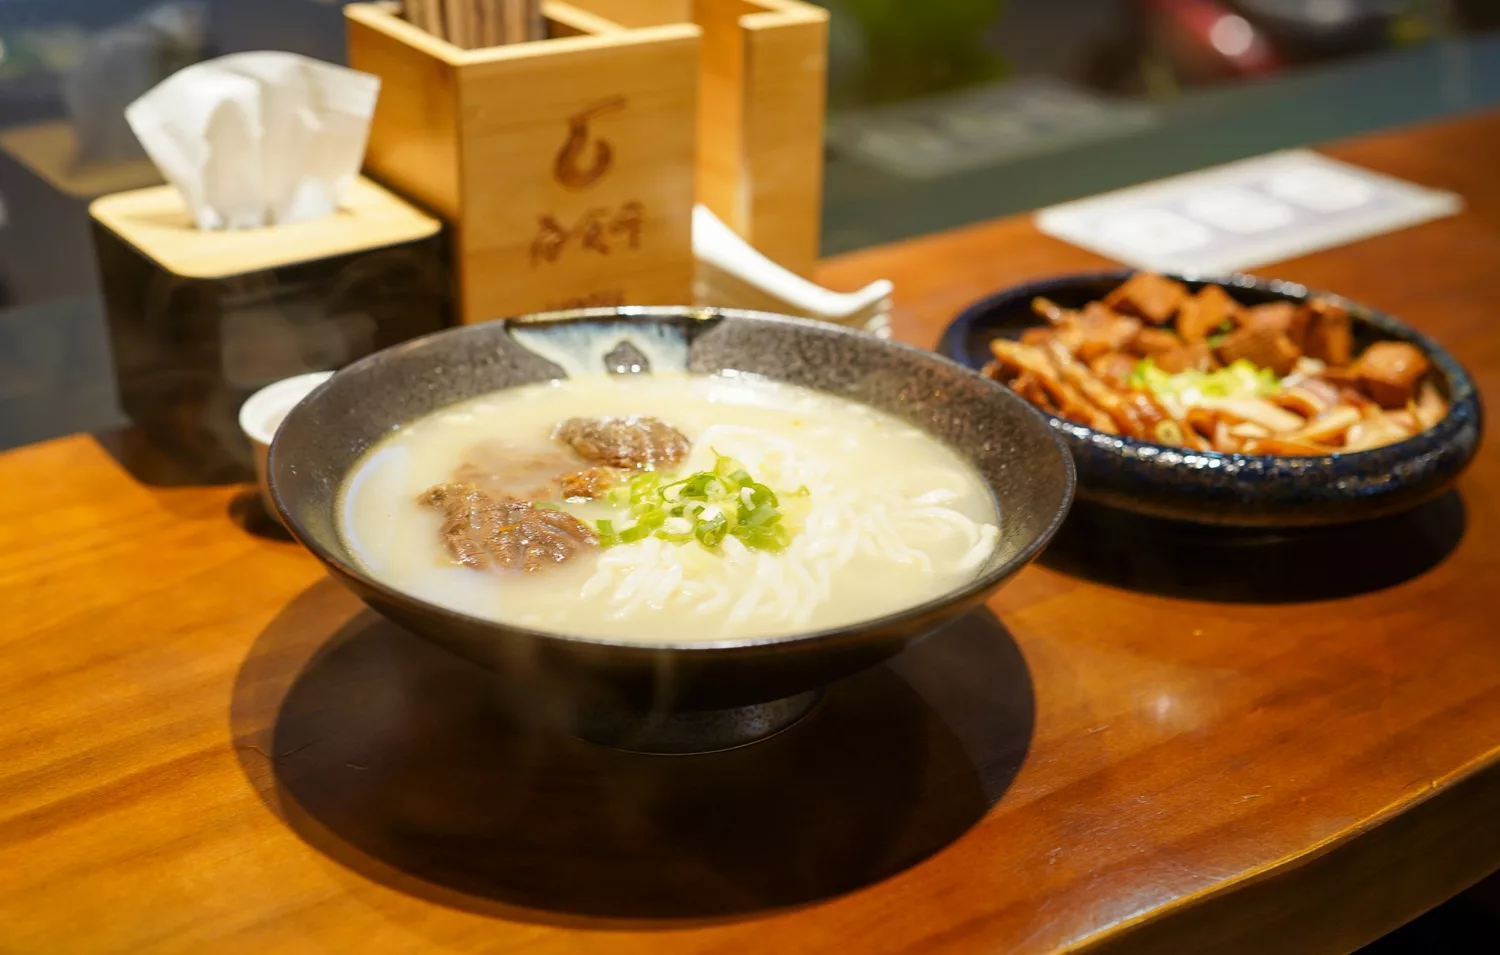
xmin=593 ymin=451 xmax=805 ymax=554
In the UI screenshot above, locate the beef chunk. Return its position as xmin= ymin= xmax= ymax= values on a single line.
xmin=1177 ymin=285 xmax=1239 ymax=343
xmin=1103 ymin=273 xmax=1190 ymax=324
xmin=1240 ymin=302 xmax=1309 ymax=353
xmin=418 ymin=484 xmax=597 ymax=572
xmin=1153 ymin=341 xmax=1218 ymax=374
xmin=1241 ymin=302 xmax=1298 ymax=333
xmin=1216 ymin=325 xmax=1300 ymax=375
xmin=1355 ymin=341 xmax=1430 ymax=408
xmin=1130 ymin=326 xmax=1185 ymax=358
xmin=554 ymin=416 xmax=690 ymax=470
xmin=1063 ymin=303 xmax=1142 ymax=361
xmin=1303 ymin=298 xmax=1354 ymax=366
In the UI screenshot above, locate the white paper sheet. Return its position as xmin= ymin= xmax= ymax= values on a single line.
xmin=1035 ymin=150 xmax=1462 ymax=275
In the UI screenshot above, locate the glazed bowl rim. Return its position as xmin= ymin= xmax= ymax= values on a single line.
xmin=270 ymin=305 xmax=1077 ymax=654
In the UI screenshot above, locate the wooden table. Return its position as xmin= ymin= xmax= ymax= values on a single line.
xmin=4 ymin=112 xmax=1499 ymax=954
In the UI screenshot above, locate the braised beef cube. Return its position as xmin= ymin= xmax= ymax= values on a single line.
xmin=1103 ymin=273 xmax=1190 ymax=324
xmin=1130 ymin=326 xmax=1185 ymax=357
xmin=1177 ymin=285 xmax=1239 ymax=343
xmin=1216 ymin=325 xmax=1300 ymax=375
xmin=1356 ymin=341 xmax=1430 ymax=408
xmin=1287 ymin=308 xmax=1311 ymax=352
xmin=1154 ymin=342 xmax=1217 ymax=374
xmin=1304 ymin=298 xmax=1354 ymax=366
xmin=1241 ymin=302 xmax=1300 ymax=335
xmin=1240 ymin=302 xmax=1313 ymax=352
xmin=1070 ymin=303 xmax=1142 ymax=361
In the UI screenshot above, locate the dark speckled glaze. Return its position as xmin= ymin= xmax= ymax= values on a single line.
xmin=269 ymin=307 xmax=1074 ymax=729
xmin=941 ymin=271 xmax=1483 ymax=527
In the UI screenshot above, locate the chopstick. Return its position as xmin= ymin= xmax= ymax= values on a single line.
xmin=528 ymin=0 xmax=545 ymax=41
xmin=405 ymin=1 xmax=446 ymax=41
xmin=404 ymin=0 xmax=543 ymax=47
xmin=404 ymin=0 xmax=426 ymax=31
xmin=445 ymin=0 xmax=471 ymax=48
xmin=480 ymin=0 xmax=502 ymax=47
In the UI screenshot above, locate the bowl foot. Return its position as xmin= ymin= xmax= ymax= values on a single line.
xmin=574 ymin=690 xmax=825 ymax=755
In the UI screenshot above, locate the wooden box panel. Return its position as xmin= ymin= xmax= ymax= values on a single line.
xmin=567 ymin=0 xmax=827 ymax=279
xmin=346 ymin=3 xmax=700 ymax=323
xmin=734 ymin=1 xmax=828 ymax=279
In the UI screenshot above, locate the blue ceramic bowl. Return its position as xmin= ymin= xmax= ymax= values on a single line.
xmin=940 ymin=270 xmax=1482 ymax=527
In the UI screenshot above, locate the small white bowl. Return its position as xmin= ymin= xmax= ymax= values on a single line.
xmin=239 ymin=371 xmax=335 ymax=518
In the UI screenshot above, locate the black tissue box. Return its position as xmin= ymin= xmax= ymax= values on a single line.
xmin=90 ymin=176 xmax=451 ymax=481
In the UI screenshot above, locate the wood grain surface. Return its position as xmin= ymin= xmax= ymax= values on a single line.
xmin=5 ymin=112 xmax=1500 ymax=954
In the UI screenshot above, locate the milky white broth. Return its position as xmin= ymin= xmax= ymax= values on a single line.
xmin=338 ymin=373 xmax=999 ymax=643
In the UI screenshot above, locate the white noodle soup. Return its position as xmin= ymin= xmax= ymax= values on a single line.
xmin=338 ymin=372 xmax=999 ymax=643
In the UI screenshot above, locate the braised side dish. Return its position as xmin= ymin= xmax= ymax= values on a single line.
xmin=982 ymin=273 xmax=1448 ymax=455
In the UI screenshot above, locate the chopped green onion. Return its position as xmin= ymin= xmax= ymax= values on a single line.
xmin=742 ymin=503 xmax=779 ymax=527
xmin=593 ymin=452 xmax=804 ymax=554
xmin=694 ymin=509 xmax=729 ymax=547
xmin=595 ymin=518 xmax=617 ymax=546
xmin=1130 ymin=356 xmax=1281 ymax=408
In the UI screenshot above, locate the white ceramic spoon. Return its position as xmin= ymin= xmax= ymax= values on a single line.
xmin=692 ymin=204 xmax=892 ymax=336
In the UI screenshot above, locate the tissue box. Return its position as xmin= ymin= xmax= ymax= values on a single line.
xmin=89 ymin=175 xmax=449 ymax=478
xmin=346 ymin=2 xmax=701 ymax=323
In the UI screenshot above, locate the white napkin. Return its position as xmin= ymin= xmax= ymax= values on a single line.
xmin=124 ymin=52 xmax=381 ymax=230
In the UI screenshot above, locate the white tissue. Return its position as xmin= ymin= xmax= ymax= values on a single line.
xmin=124 ymin=52 xmax=380 ymax=230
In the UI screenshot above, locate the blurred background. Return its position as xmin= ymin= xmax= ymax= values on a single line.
xmin=3 ymin=0 xmax=1500 ymax=448
xmin=2 ymin=1 xmax=1499 ymax=947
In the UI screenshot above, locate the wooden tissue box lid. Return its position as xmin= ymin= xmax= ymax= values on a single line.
xmin=88 ymin=176 xmax=442 ymax=279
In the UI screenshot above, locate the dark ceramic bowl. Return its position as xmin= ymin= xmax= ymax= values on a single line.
xmin=940 ymin=270 xmax=1482 ymax=527
xmin=270 ymin=307 xmax=1074 ymax=751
